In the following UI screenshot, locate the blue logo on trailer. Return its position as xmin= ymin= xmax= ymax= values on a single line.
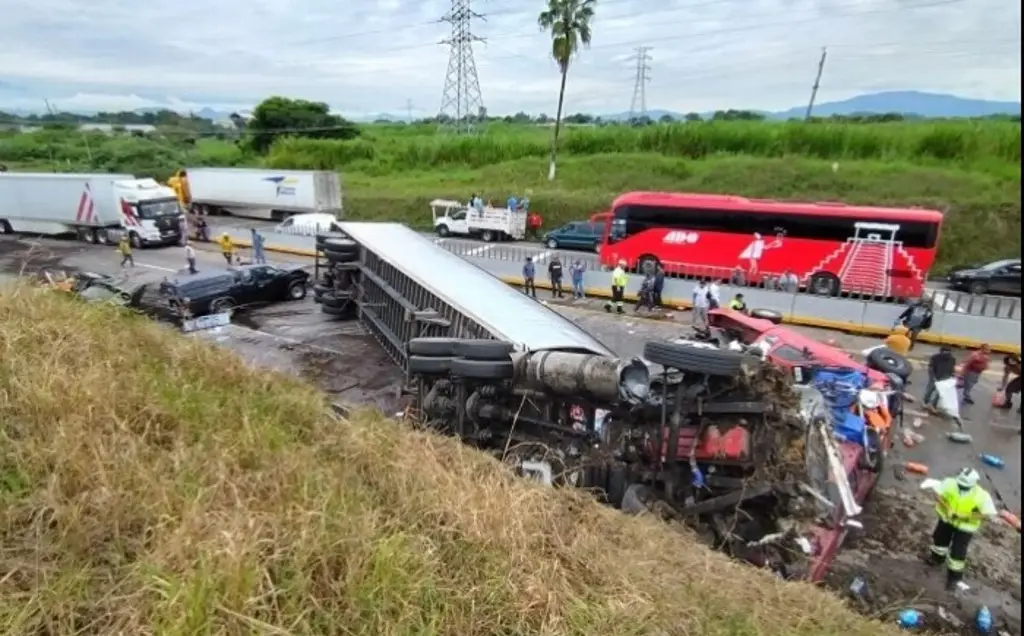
xmin=264 ymin=176 xmax=298 ymax=196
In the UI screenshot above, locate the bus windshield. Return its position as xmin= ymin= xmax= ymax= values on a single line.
xmin=598 ymin=192 xmax=942 ymax=298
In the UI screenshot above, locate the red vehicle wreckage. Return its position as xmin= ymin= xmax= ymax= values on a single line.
xmin=406 ymin=308 xmax=910 ymax=583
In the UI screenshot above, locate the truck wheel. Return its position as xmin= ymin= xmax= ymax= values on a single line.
xmin=79 ymin=228 xmax=97 ymax=244
xmin=809 ymin=272 xmax=840 ymax=296
xmin=866 ymin=347 xmax=911 ymax=380
xmin=436 ymin=225 xmax=451 ymax=238
xmin=210 ymin=297 xmax=235 ymax=313
xmin=750 ymin=308 xmax=783 ymax=324
xmin=454 ymin=339 xmax=514 ymax=361
xmin=0 ymin=220 xmax=14 ymax=234
xmin=481 ymin=230 xmax=495 ymax=242
xmin=409 ymin=337 xmax=460 ymax=357
xmin=129 ymin=232 xmax=143 ymax=249
xmin=408 ymin=356 xmax=454 ymax=375
xmin=642 ymin=340 xmax=750 ymax=376
xmin=450 ymin=358 xmax=514 ymax=380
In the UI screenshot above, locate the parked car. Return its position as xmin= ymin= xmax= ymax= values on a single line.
xmin=947 ymin=258 xmax=1021 ymax=296
xmin=543 ymin=220 xmax=605 ymax=251
xmin=159 ymin=264 xmax=310 ymax=317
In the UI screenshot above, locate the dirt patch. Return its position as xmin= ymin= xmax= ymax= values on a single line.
xmin=826 ymin=485 xmax=1021 ymax=634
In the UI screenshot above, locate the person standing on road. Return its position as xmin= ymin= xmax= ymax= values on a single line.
xmin=652 ymin=265 xmax=666 ymax=307
xmin=996 ymin=353 xmax=1021 ymax=417
xmin=605 ymin=260 xmax=628 ymax=314
xmin=217 ymin=232 xmax=234 ymax=266
xmin=250 ymin=228 xmax=267 ymax=264
xmin=960 ymin=344 xmax=991 ymax=405
xmin=527 ymin=211 xmax=543 ymax=240
xmin=728 ymin=292 xmax=747 ymax=313
xmin=924 ymin=346 xmax=957 ymax=410
xmin=184 ymin=243 xmax=198 ymax=274
xmin=691 ymin=280 xmax=711 ymax=328
xmin=896 ymin=299 xmax=934 ymax=350
xmin=707 ymin=278 xmax=722 ymax=309
xmin=548 ymin=255 xmax=565 ymax=298
xmin=117 ymin=235 xmax=134 ymax=268
xmin=522 ymin=257 xmax=537 ymax=298
xmin=570 ymin=259 xmax=586 ymax=299
xmin=924 ymin=468 xmax=997 ymax=591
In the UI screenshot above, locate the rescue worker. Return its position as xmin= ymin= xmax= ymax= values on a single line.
xmin=925 ymin=468 xmax=997 ymax=590
xmin=167 ymin=169 xmax=190 ymax=211
xmin=896 ymin=299 xmax=934 ymax=350
xmin=522 ymin=257 xmax=536 ymax=298
xmin=217 ymin=232 xmax=235 ymax=265
xmin=117 ymin=234 xmax=134 ymax=268
xmin=605 ymin=259 xmax=628 ymax=314
xmin=548 ymin=254 xmax=564 ymax=298
xmin=250 ymin=228 xmax=267 ymax=264
xmin=728 ymin=292 xmax=748 ymax=313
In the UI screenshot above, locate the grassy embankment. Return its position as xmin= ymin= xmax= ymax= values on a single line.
xmin=1 ymin=120 xmax=1020 ymax=270
xmin=0 ymin=285 xmax=906 ymax=635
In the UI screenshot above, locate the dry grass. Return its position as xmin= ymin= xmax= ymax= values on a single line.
xmin=0 ymin=285 xmax=901 ymax=635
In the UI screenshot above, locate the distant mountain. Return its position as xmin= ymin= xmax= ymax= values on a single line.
xmin=771 ymin=91 xmax=1020 ymax=119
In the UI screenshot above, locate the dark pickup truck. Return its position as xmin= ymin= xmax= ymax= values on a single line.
xmin=159 ymin=264 xmax=310 ymax=317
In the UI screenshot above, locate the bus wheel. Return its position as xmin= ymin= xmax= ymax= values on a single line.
xmin=638 ymin=255 xmax=659 ymax=275
xmin=809 ymin=272 xmax=840 ymax=296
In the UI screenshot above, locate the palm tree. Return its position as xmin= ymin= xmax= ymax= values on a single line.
xmin=537 ymin=0 xmax=596 ymax=181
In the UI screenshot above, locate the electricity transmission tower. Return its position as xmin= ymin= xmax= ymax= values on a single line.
xmin=628 ymin=47 xmax=652 ymax=122
xmin=438 ymin=0 xmax=485 ymax=134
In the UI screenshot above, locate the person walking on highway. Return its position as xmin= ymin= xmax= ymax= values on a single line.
xmin=570 ymin=259 xmax=586 ymax=299
xmin=527 ymin=211 xmax=543 ymax=240
xmin=184 ymin=243 xmax=198 ymax=274
xmin=960 ymin=344 xmax=991 ymax=405
xmin=653 ymin=265 xmax=666 ymax=307
xmin=924 ymin=346 xmax=957 ymax=411
xmin=217 ymin=232 xmax=234 ymax=266
xmin=707 ymin=278 xmax=721 ymax=309
xmin=250 ymin=228 xmax=267 ymax=264
xmin=522 ymin=257 xmax=537 ymax=298
xmin=117 ymin=235 xmax=134 ymax=268
xmin=605 ymin=260 xmax=628 ymax=314
xmin=996 ymin=353 xmax=1021 ymax=417
xmin=923 ymin=468 xmax=997 ymax=591
xmin=548 ymin=255 xmax=565 ymax=298
xmin=896 ymin=299 xmax=934 ymax=350
xmin=691 ymin=280 xmax=711 ymax=328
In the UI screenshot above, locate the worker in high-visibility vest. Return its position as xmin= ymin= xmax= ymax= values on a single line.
xmin=924 ymin=468 xmax=997 ymax=590
xmin=604 ymin=259 xmax=629 ymax=314
xmin=167 ymin=169 xmax=191 ymax=210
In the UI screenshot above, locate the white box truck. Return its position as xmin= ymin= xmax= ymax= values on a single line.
xmin=431 ymin=199 xmax=527 ymax=241
xmin=0 ymin=172 xmax=184 ymax=247
xmin=183 ymin=168 xmax=343 ymax=221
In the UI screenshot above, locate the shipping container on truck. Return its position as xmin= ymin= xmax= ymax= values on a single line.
xmin=183 ymin=167 xmax=343 ymax=221
xmin=0 ymin=172 xmax=185 ymax=248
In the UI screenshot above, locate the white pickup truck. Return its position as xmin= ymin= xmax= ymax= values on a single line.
xmin=431 ymin=199 xmax=527 ymax=242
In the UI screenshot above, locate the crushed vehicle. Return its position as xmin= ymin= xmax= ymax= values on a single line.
xmin=403 ymin=319 xmax=909 ymax=582
xmin=158 ymin=263 xmax=309 ymax=318
xmin=46 ymin=270 xmax=149 ymax=308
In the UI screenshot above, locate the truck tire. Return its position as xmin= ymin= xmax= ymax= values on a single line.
xmin=642 ymin=340 xmax=750 ymax=376
xmin=450 ymin=358 xmax=514 ymax=380
xmin=313 ymin=283 xmax=332 ymax=297
xmin=322 ymin=302 xmax=357 ymax=319
xmin=317 ymin=236 xmax=356 ymax=251
xmin=129 ymin=231 xmax=143 ymax=250
xmin=0 ymin=220 xmax=12 ymax=235
xmin=866 ymin=347 xmax=911 ymax=380
xmin=750 ymin=308 xmax=783 ymax=324
xmin=210 ymin=297 xmax=235 ymax=313
xmin=436 ymin=225 xmax=451 ymax=238
xmin=454 ymin=339 xmax=514 ymax=361
xmin=408 ymin=337 xmax=460 ymax=357
xmin=319 ymin=291 xmax=354 ymax=308
xmin=324 ymin=248 xmax=358 ymax=264
xmin=408 ymin=356 xmax=454 ymax=375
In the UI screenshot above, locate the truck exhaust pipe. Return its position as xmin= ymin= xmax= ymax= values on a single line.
xmin=515 ymin=351 xmax=651 ymax=405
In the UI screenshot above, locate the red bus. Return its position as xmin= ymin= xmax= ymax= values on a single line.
xmin=598 ymin=192 xmax=943 ymax=298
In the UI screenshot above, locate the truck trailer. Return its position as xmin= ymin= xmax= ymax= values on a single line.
xmin=0 ymin=172 xmax=184 ymax=247
xmin=183 ymin=168 xmax=343 ymax=221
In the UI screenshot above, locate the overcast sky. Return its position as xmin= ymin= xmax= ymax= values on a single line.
xmin=0 ymin=0 xmax=1019 ymax=116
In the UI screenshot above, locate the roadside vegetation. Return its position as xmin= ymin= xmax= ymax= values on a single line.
xmin=1 ymin=117 xmax=1019 ymax=271
xmin=0 ymin=284 xmax=902 ymax=635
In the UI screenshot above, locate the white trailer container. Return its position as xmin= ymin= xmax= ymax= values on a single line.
xmin=184 ymin=167 xmax=343 ymax=221
xmin=431 ymin=199 xmax=527 ymax=241
xmin=0 ymin=172 xmax=184 ymax=247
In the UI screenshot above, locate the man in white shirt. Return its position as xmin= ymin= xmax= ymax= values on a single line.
xmin=708 ymin=280 xmax=722 ymax=309
xmin=184 ymin=243 xmax=197 ymax=274
xmin=692 ymin=280 xmax=711 ymax=328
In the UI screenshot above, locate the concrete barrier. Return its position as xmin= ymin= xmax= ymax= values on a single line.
xmin=211 ymin=226 xmax=1022 ymax=353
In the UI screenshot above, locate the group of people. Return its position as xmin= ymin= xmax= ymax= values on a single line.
xmin=521 ymin=255 xmax=586 ymax=300
xmin=923 ymin=344 xmax=1022 ymax=415
xmin=469 ymin=193 xmax=543 ymax=239
xmin=116 ymin=225 xmax=267 ymax=275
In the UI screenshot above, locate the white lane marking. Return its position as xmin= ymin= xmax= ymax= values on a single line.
xmin=135 ymin=262 xmax=177 ymax=273
xmin=467 ymin=244 xmax=496 ymax=257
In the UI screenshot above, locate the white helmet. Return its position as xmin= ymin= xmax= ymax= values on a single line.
xmin=955 ymin=468 xmax=980 ymax=489
xmin=858 ymin=389 xmax=882 ymax=410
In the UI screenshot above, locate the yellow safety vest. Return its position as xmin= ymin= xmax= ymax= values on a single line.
xmin=612 ymin=267 xmax=628 ymax=288
xmin=729 ymin=299 xmax=746 ymax=311
xmin=935 ymin=478 xmax=988 ymax=533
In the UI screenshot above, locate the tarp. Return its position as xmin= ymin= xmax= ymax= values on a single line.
xmin=811 ymin=367 xmax=870 ymax=446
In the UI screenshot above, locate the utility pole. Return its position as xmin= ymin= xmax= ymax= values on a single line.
xmin=804 ymin=47 xmax=827 ymax=120
xmin=628 ymin=47 xmax=652 ymax=123
xmin=438 ymin=0 xmax=485 ymax=134
xmin=405 ymin=99 xmax=415 ymax=123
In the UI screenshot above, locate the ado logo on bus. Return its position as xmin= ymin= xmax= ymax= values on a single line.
xmin=662 ymin=230 xmax=699 ymax=244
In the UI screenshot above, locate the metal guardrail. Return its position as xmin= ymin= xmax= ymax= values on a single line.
xmin=433 ymin=241 xmax=1022 ymax=322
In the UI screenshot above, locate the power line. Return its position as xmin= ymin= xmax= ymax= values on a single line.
xmin=438 ymin=0 xmax=485 ymax=133
xmin=628 ymin=47 xmax=652 ymax=122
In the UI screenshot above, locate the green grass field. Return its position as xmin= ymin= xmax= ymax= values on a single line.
xmin=1 ymin=120 xmax=1019 ymax=271
xmin=0 ymin=284 xmax=905 ymax=635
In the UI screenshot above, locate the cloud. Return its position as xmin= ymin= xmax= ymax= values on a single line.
xmin=0 ymin=0 xmax=1019 ymax=115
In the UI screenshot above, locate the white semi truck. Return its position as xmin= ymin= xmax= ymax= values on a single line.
xmin=0 ymin=172 xmax=184 ymax=247
xmin=183 ymin=168 xmax=343 ymax=221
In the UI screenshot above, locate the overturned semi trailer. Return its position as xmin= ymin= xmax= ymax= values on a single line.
xmin=312 ymin=224 xmax=853 ymax=581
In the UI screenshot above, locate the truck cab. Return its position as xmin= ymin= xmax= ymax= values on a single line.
xmin=114 ymin=178 xmax=184 ymax=247
xmin=431 ymin=198 xmax=527 ymax=242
